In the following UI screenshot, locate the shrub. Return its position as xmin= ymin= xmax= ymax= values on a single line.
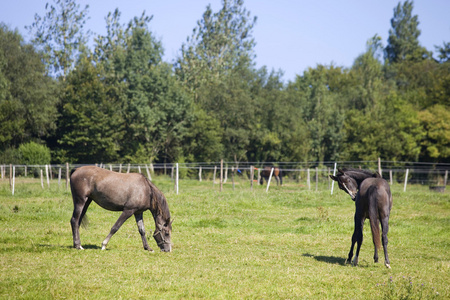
xmin=18 ymin=141 xmax=51 ymax=165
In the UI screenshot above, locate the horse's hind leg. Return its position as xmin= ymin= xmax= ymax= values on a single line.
xmin=70 ymin=197 xmax=91 ymax=249
xmin=101 ymin=209 xmax=134 ymax=250
xmin=381 ymin=217 xmax=391 ymax=268
xmin=134 ymin=212 xmax=154 ymax=252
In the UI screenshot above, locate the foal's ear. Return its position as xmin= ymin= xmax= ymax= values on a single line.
xmin=329 ymin=175 xmax=338 ymax=181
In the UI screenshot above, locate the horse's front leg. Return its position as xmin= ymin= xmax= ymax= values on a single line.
xmin=101 ymin=209 xmax=134 ymax=250
xmin=135 ymin=212 xmax=154 ymax=252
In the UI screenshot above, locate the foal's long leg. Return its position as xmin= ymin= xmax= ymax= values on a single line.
xmin=101 ymin=209 xmax=135 ymax=250
xmin=134 ymin=212 xmax=154 ymax=252
xmin=352 ymin=217 xmax=365 ymax=266
xmin=381 ymin=216 xmax=391 ymax=268
xmin=70 ymin=196 xmax=90 ymax=249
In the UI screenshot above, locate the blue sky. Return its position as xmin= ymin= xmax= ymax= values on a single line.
xmin=1 ymin=0 xmax=449 ymax=82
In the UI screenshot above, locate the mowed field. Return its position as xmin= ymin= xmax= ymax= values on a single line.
xmin=0 ymin=176 xmax=448 ymax=299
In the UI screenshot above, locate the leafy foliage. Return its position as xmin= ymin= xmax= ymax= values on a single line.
xmin=1 ymin=0 xmax=449 ymax=164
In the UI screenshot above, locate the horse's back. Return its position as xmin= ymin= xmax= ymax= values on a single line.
xmin=70 ymin=166 xmax=150 ymax=211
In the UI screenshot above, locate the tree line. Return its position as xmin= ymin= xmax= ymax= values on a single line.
xmin=0 ymin=0 xmax=449 ymax=166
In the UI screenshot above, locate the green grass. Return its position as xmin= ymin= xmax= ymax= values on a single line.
xmin=0 ymin=177 xmax=448 ymax=299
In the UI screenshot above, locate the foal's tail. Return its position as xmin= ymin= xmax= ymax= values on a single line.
xmin=369 ymin=200 xmax=381 ymax=250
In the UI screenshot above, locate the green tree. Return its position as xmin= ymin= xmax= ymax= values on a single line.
xmin=176 ymin=0 xmax=258 ymax=162
xmin=385 ymin=0 xmax=430 ymax=64
xmin=0 ymin=24 xmax=57 ymax=151
xmin=418 ymin=104 xmax=450 ymax=162
xmin=94 ymin=11 xmax=193 ymax=163
xmin=55 ymin=54 xmax=124 ymax=163
xmin=435 ymin=42 xmax=450 ymax=63
xmin=288 ymin=65 xmax=347 ymax=163
xmin=26 ymin=0 xmax=90 ymax=80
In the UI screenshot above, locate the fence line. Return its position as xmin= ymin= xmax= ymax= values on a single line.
xmin=1 ymin=161 xmax=448 ymax=195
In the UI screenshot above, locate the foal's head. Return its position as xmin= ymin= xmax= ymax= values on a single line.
xmin=330 ymin=171 xmax=358 ymax=200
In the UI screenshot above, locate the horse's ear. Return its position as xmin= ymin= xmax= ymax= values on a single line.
xmin=329 ymin=175 xmax=338 ymax=181
xmin=374 ymin=172 xmax=382 ymax=178
xmin=337 ymin=168 xmax=344 ymax=174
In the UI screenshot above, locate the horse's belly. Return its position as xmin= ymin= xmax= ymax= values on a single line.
xmin=90 ymin=190 xmax=128 ymax=211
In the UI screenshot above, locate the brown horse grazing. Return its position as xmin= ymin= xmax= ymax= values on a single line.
xmin=259 ymin=166 xmax=283 ymax=186
xmin=330 ymin=168 xmax=392 ymax=268
xmin=70 ymin=166 xmax=172 ymax=252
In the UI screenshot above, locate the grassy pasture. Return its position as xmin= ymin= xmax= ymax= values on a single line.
xmin=0 ymin=177 xmax=448 ymax=299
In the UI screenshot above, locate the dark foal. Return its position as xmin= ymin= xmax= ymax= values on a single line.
xmin=330 ymin=168 xmax=393 ymax=268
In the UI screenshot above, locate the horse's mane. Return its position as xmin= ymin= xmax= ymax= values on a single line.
xmin=146 ymin=178 xmax=171 ymax=221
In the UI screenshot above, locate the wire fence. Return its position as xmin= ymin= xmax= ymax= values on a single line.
xmin=1 ymin=160 xmax=449 ymax=195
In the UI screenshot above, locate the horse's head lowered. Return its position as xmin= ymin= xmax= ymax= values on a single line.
xmin=153 ymin=216 xmax=173 ymax=252
xmin=330 ymin=170 xmax=358 ymax=200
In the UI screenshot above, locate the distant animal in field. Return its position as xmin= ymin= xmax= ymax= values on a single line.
xmin=330 ymin=168 xmax=392 ymax=268
xmin=70 ymin=166 xmax=172 ymax=252
xmin=259 ymin=166 xmax=283 ymax=186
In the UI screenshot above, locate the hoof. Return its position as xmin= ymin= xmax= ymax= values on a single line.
xmin=385 ymin=263 xmax=391 ymax=269
xmin=75 ymin=245 xmax=84 ymax=250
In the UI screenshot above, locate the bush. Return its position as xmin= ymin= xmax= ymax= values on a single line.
xmin=18 ymin=142 xmax=51 ymax=165
xmin=0 ymin=148 xmax=22 ymax=164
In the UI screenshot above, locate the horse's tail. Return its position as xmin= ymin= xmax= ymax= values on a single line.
xmin=369 ymin=198 xmax=381 ymax=250
xmin=80 ymin=214 xmax=89 ymax=229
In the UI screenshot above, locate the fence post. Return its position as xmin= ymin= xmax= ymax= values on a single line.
xmin=12 ymin=166 xmax=15 ymax=195
xmin=199 ymin=166 xmax=202 ymax=182
xmin=266 ymin=168 xmax=274 ymax=193
xmin=45 ymin=165 xmax=50 ymax=188
xmin=224 ymin=165 xmax=228 ymax=183
xmin=40 ymin=169 xmax=44 ymax=189
xmin=213 ymin=166 xmax=217 ymax=187
xmin=403 ymin=169 xmax=409 ymax=192
xmin=220 ymin=160 xmax=223 ymax=192
xmin=378 ymin=157 xmax=382 ymax=177
xmin=444 ymin=170 xmax=448 ymax=188
xmin=146 ymin=165 xmax=152 ymax=181
xmin=389 ymin=170 xmax=393 ymax=185
xmin=331 ymin=162 xmax=337 ymax=195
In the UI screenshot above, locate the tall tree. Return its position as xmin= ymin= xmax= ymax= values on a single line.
xmin=289 ymin=65 xmax=347 ymax=163
xmin=55 ymin=54 xmax=124 ymax=163
xmin=94 ymin=11 xmax=193 ymax=163
xmin=176 ymin=0 xmax=258 ymax=161
xmin=0 ymin=24 xmax=57 ymax=151
xmin=385 ymin=0 xmax=430 ymax=64
xmin=26 ymin=0 xmax=90 ymax=80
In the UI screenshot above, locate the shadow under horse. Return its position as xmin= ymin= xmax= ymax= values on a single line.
xmin=259 ymin=166 xmax=283 ymax=186
xmin=70 ymin=166 xmax=173 ymax=252
xmin=330 ymin=168 xmax=393 ymax=268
